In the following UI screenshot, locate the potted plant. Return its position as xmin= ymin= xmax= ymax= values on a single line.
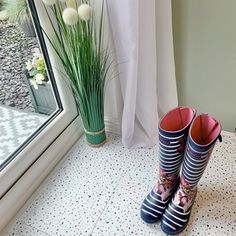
xmin=3 ymin=0 xmax=35 ymax=37
xmin=40 ymin=0 xmax=112 ymax=147
xmin=25 ymin=48 xmax=57 ymax=115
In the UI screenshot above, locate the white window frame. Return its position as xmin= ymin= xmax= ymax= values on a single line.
xmin=0 ymin=1 xmax=83 ymax=230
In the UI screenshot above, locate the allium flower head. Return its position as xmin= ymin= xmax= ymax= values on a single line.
xmin=62 ymin=8 xmax=79 ymax=25
xmin=42 ymin=0 xmax=56 ymax=6
xmin=78 ymin=4 xmax=92 ymax=21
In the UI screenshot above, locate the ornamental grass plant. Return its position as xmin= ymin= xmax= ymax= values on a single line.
xmin=41 ymin=0 xmax=111 ymax=146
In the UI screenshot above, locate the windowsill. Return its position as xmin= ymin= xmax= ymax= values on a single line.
xmin=0 ymin=116 xmax=83 ymax=230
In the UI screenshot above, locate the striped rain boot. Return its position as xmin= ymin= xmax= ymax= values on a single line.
xmin=161 ymin=114 xmax=222 ymax=235
xmin=140 ymin=107 xmax=196 ymax=223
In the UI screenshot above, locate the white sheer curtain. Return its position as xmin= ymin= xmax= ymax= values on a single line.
xmin=106 ymin=0 xmax=177 ymax=148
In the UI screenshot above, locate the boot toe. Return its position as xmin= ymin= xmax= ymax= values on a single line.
xmin=140 ymin=208 xmax=161 ymax=223
xmin=160 ymin=218 xmax=188 ymax=235
xmin=160 ymin=220 xmax=180 ymax=235
xmin=140 ymin=189 xmax=168 ymax=223
xmin=160 ymin=201 xmax=190 ymax=235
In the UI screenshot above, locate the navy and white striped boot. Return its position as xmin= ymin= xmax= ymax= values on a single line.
xmin=161 ymin=114 xmax=222 ymax=235
xmin=140 ymin=107 xmax=196 ymax=223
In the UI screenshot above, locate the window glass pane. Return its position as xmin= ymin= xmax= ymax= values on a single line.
xmin=0 ymin=0 xmax=61 ymax=169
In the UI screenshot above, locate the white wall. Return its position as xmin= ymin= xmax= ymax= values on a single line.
xmin=172 ymin=0 xmax=236 ymax=132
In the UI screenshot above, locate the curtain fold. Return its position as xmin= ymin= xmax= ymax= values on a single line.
xmin=106 ymin=0 xmax=177 ymax=148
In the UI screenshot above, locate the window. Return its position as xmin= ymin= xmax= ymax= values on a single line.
xmin=0 ymin=1 xmax=82 ymax=230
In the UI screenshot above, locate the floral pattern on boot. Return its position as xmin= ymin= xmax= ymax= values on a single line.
xmin=156 ymin=169 xmax=178 ymax=201
xmin=173 ymin=177 xmax=197 ymax=213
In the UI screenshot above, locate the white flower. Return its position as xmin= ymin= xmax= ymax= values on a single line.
xmin=35 ymin=73 xmax=45 ymax=84
xmin=66 ymin=0 xmax=77 ymax=9
xmin=78 ymin=4 xmax=92 ymax=21
xmin=42 ymin=0 xmax=56 ymax=6
xmin=62 ymin=8 xmax=78 ymax=25
xmin=32 ymin=57 xmax=38 ymax=68
xmin=26 ymin=60 xmax=32 ymax=71
xmin=30 ymin=80 xmax=38 ymax=90
xmin=33 ymin=48 xmax=41 ymax=58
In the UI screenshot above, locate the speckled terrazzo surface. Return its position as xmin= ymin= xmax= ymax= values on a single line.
xmin=1 ymin=131 xmax=236 ymax=236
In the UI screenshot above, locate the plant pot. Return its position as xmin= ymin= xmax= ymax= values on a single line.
xmin=84 ymin=125 xmax=106 ymax=147
xmin=18 ymin=18 xmax=36 ymax=37
xmin=24 ymin=76 xmax=57 ymax=115
xmin=77 ymin=91 xmax=107 ymax=147
xmin=29 ymin=82 xmax=57 ymax=115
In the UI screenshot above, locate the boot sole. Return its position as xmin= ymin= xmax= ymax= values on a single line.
xmin=160 ymin=215 xmax=190 ymax=235
xmin=140 ymin=211 xmax=161 ymax=224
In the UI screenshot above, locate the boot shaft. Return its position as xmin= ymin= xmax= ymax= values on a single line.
xmin=157 ymin=107 xmax=196 ymax=199
xmin=173 ymin=114 xmax=221 ymax=212
xmin=158 ymin=107 xmax=196 ymax=176
xmin=181 ymin=114 xmax=222 ymax=186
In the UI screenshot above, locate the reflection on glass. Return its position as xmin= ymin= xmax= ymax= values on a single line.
xmin=0 ymin=0 xmax=57 ymax=167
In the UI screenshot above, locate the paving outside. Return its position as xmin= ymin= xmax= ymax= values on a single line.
xmin=0 ymin=105 xmax=47 ymax=166
xmin=0 ymin=19 xmax=37 ymax=112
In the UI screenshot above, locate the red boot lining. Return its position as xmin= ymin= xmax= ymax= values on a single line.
xmin=190 ymin=114 xmax=221 ymax=145
xmin=160 ymin=107 xmax=195 ymax=132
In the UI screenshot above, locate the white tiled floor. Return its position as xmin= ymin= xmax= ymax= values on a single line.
xmin=1 ymin=132 xmax=236 ymax=236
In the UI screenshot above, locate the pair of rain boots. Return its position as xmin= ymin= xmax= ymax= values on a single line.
xmin=140 ymin=106 xmax=222 ymax=235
